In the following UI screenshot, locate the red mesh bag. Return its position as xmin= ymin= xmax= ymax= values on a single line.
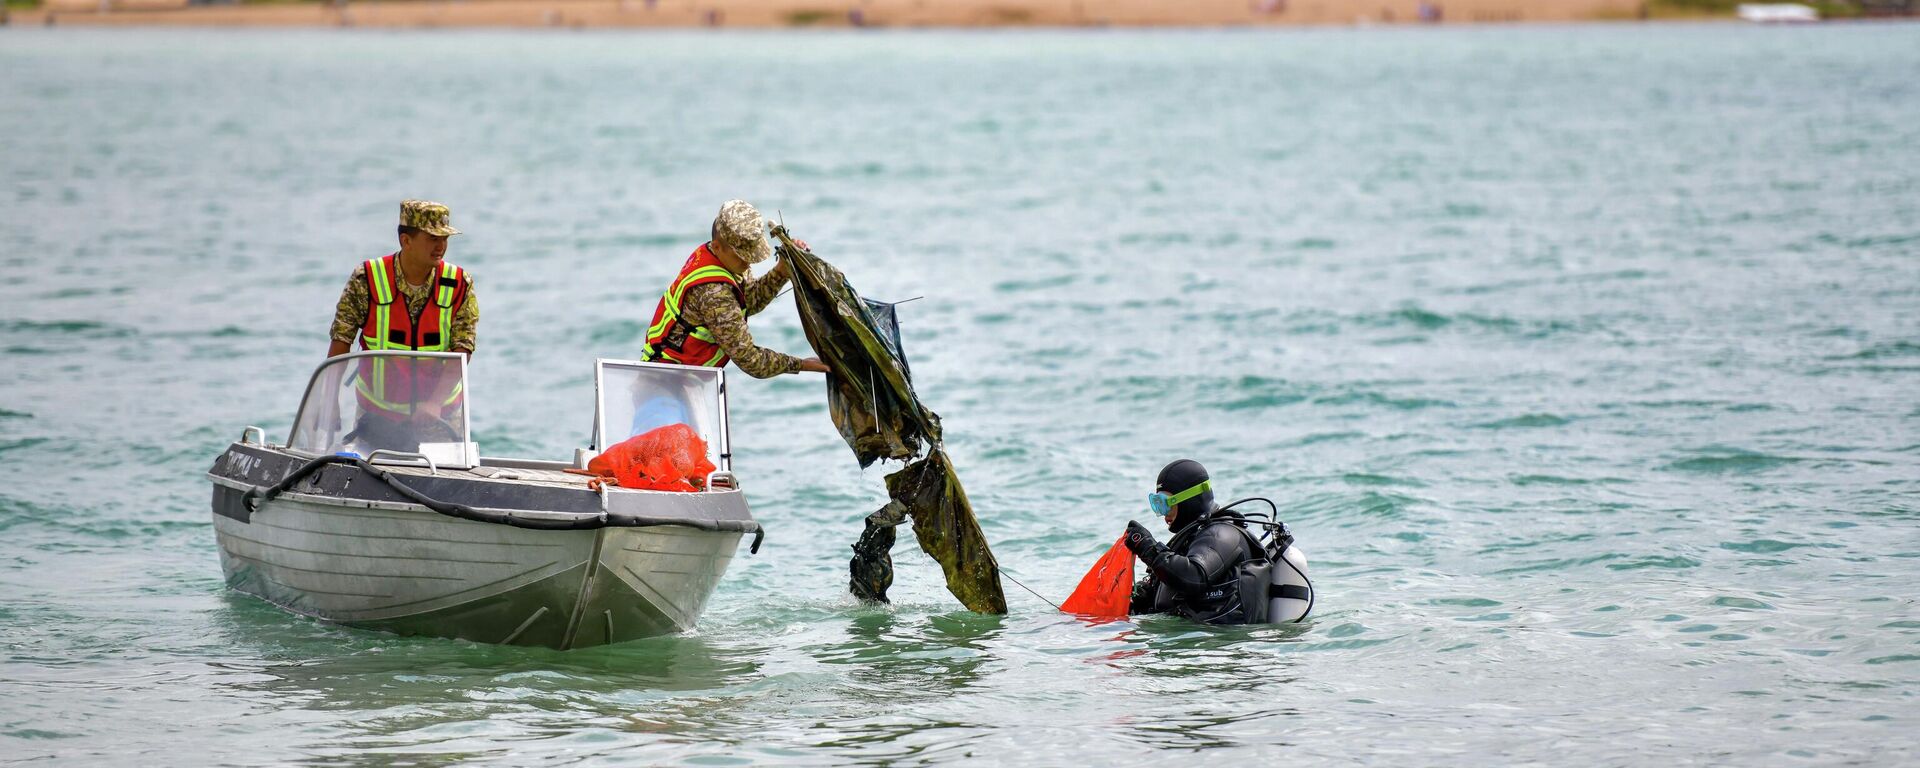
xmin=587 ymin=423 xmax=716 ymax=492
xmin=1060 ymin=535 xmax=1135 ymax=618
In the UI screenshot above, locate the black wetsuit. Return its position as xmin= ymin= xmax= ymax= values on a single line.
xmin=1129 ymin=511 xmax=1258 ymax=625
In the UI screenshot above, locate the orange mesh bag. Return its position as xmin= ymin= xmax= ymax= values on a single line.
xmin=587 ymin=423 xmax=716 ymax=492
xmin=1060 ymin=535 xmax=1135 ymax=618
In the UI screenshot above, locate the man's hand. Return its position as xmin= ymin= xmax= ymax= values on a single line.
xmin=797 ymin=357 xmax=832 ymax=374
xmin=409 ymin=401 xmax=446 ymax=425
xmin=1124 ymin=520 xmax=1156 ymax=555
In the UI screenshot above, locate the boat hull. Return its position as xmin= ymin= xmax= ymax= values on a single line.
xmin=207 ymin=444 xmax=750 ymax=649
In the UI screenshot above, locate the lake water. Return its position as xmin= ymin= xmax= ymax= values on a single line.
xmin=2 ymin=23 xmax=1917 ymax=765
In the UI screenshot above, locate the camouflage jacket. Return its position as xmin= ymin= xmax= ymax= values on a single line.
xmin=680 ymin=260 xmax=799 ymax=379
xmin=329 ymin=259 xmax=479 ymax=352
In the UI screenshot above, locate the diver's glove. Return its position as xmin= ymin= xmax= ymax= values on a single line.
xmin=1124 ymin=520 xmax=1157 ymax=555
xmin=1129 ymin=576 xmax=1157 ymax=615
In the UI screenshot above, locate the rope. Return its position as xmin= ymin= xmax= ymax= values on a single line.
xmin=997 ymin=567 xmax=1060 ymax=611
xmin=243 ymin=453 xmax=765 ymax=552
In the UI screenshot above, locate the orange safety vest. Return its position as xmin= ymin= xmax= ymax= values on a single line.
xmin=354 ymin=254 xmax=469 ymax=417
xmin=641 ymin=243 xmax=745 ymax=367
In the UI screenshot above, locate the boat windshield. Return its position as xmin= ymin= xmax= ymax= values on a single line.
xmin=595 ymin=359 xmax=730 ymax=472
xmin=287 ymin=351 xmax=474 ymax=466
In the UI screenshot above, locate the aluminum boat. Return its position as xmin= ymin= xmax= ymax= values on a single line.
xmin=206 ymin=352 xmax=761 ymax=649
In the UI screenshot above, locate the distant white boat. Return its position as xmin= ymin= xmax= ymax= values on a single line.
xmin=1737 ymin=3 xmax=1821 ymax=22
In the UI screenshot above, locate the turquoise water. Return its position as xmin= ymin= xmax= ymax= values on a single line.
xmin=3 ymin=24 xmax=1919 ymax=764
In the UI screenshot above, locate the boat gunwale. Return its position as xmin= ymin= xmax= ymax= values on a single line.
xmin=208 ymin=442 xmax=758 ymax=536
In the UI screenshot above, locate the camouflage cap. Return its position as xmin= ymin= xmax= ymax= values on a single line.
xmin=713 ymin=199 xmax=771 ymax=265
xmin=399 ymin=200 xmax=461 ymax=237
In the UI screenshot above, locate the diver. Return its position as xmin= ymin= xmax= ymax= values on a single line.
xmin=1124 ymin=459 xmax=1314 ymax=624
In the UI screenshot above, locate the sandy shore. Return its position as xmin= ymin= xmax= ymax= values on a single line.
xmin=9 ymin=0 xmax=1650 ymax=29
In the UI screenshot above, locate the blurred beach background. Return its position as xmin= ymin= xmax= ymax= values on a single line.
xmin=3 ymin=17 xmax=1919 ymax=768
xmin=5 ymin=0 xmax=1915 ymax=28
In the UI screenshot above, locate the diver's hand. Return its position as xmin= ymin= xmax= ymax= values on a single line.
xmin=1124 ymin=520 xmax=1156 ymax=554
xmin=797 ymin=357 xmax=832 ymax=374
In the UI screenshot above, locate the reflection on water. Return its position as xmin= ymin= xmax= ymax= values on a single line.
xmin=213 ymin=591 xmax=770 ymax=758
xmin=819 ymin=609 xmax=1004 ymax=702
xmin=225 ymin=631 xmax=765 ymax=706
xmin=1128 ymin=708 xmax=1300 ymax=752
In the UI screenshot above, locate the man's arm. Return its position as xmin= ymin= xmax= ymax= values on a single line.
xmin=450 ymin=273 xmax=478 ymax=354
xmin=327 ymin=266 xmax=369 ymax=358
xmin=682 ymin=283 xmax=803 ymax=379
xmin=738 ymin=260 xmax=791 ymax=317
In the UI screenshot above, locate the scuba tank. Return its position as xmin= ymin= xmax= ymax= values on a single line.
xmin=1220 ymin=498 xmax=1315 ymax=624
xmin=1268 ymin=540 xmax=1313 ymax=623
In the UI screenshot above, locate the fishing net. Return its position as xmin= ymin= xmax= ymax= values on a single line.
xmin=882 ymin=449 xmax=1008 ymax=614
xmin=777 ymin=226 xmax=1006 ymax=614
xmin=861 ymin=298 xmax=912 ymax=383
xmin=849 ymin=501 xmax=907 ymax=604
xmin=586 ymin=423 xmax=715 ymax=492
xmin=780 ymin=231 xmax=939 ymax=468
xmin=1060 ymin=536 xmax=1135 ymax=618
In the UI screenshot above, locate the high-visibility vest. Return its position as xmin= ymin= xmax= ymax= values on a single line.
xmin=640 ymin=243 xmax=744 ymax=367
xmin=354 ymin=254 xmax=469 ymax=416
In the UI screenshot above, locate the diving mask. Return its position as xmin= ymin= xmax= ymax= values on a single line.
xmin=1148 ymin=479 xmax=1210 ymax=517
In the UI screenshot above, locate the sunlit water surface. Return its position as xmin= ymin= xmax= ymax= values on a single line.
xmin=2 ymin=24 xmax=1918 ymax=765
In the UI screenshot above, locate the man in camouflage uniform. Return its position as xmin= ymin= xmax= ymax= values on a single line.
xmin=327 ymin=200 xmax=478 ymax=358
xmin=640 ymin=200 xmax=827 ymax=378
xmin=323 ymin=200 xmax=478 ymax=449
